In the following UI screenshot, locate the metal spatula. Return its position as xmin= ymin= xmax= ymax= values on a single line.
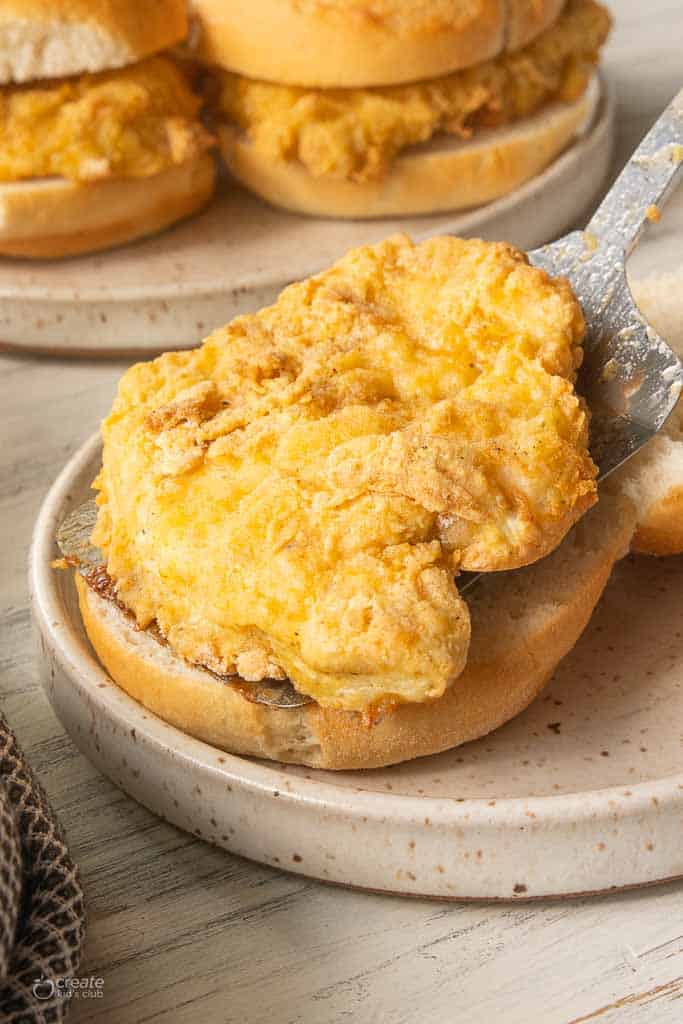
xmin=460 ymin=88 xmax=683 ymax=592
xmin=532 ymin=88 xmax=683 ymax=475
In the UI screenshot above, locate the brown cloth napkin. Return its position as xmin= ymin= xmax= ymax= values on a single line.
xmin=0 ymin=714 xmax=85 ymax=1022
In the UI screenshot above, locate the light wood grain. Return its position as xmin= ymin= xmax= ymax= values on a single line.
xmin=1 ymin=2 xmax=683 ymax=1020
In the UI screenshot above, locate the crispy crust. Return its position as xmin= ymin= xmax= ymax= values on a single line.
xmin=92 ymin=232 xmax=595 ymax=707
xmin=0 ymin=153 xmax=215 ymax=259
xmin=77 ymin=491 xmax=635 ymax=770
xmin=218 ymin=82 xmax=594 ymax=218
xmin=189 ymin=0 xmax=566 ymax=88
xmin=0 ymin=0 xmax=188 ymax=83
xmin=627 ymin=408 xmax=683 ymax=558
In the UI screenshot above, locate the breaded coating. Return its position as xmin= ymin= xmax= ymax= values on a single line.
xmin=215 ymin=0 xmax=610 ymax=184
xmin=93 ymin=235 xmax=596 ymax=710
xmin=0 ymin=57 xmax=213 ymax=183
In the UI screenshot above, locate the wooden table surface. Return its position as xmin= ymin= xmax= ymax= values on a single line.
xmin=2 ymin=3 xmax=682 ymax=1021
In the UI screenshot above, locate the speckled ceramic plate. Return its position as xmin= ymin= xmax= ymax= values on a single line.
xmin=30 ymin=432 xmax=683 ymax=900
xmin=2 ymin=76 xmax=611 ymax=357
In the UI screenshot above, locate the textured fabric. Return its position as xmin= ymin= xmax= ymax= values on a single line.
xmin=0 ymin=714 xmax=85 ymax=1022
xmin=0 ymin=786 xmax=22 ymax=979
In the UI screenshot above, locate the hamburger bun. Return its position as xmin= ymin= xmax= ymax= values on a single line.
xmin=0 ymin=152 xmax=216 ymax=259
xmin=631 ymin=481 xmax=683 ymax=556
xmin=76 ymin=488 xmax=635 ymax=770
xmin=0 ymin=0 xmax=188 ymax=84
xmin=189 ymin=0 xmax=565 ymax=89
xmin=622 ymin=274 xmax=683 ymax=556
xmin=218 ymin=75 xmax=598 ymax=219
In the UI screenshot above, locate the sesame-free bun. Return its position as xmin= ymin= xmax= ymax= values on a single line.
xmin=75 ymin=306 xmax=683 ymax=770
xmin=189 ymin=0 xmax=566 ymax=89
xmin=0 ymin=0 xmax=188 ymax=84
xmin=77 ymin=489 xmax=635 ymax=770
xmin=219 ymin=76 xmax=596 ymax=219
xmin=0 ymin=153 xmax=215 ymax=259
xmin=507 ymin=0 xmax=566 ymax=50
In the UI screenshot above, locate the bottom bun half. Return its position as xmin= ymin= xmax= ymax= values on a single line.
xmin=77 ymin=489 xmax=634 ymax=770
xmin=219 ymin=77 xmax=598 ymax=220
xmin=0 ymin=153 xmax=216 ymax=259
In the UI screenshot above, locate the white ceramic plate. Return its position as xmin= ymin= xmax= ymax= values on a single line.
xmin=31 ymin=433 xmax=683 ymax=900
xmin=3 ymin=77 xmax=612 ymax=357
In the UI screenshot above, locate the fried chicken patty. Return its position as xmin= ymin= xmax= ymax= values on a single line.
xmin=93 ymin=235 xmax=597 ymax=711
xmin=0 ymin=56 xmax=213 ymax=183
xmin=214 ymin=0 xmax=610 ymax=183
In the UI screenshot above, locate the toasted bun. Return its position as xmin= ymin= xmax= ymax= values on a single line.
xmin=77 ymin=488 xmax=635 ymax=770
xmin=0 ymin=154 xmax=216 ymax=259
xmin=189 ymin=0 xmax=566 ymax=88
xmin=631 ymin=482 xmax=683 ymax=556
xmin=0 ymin=0 xmax=188 ymax=84
xmin=627 ymin=273 xmax=683 ymax=555
xmin=219 ymin=79 xmax=596 ymax=219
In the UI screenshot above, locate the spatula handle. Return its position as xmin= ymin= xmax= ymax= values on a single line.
xmin=586 ymin=87 xmax=683 ymax=255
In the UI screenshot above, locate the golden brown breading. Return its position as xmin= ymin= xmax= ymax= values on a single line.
xmin=214 ymin=0 xmax=610 ymax=184
xmin=0 ymin=56 xmax=213 ymax=183
xmin=93 ymin=235 xmax=596 ymax=711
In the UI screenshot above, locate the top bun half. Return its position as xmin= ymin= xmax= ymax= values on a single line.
xmin=507 ymin=0 xmax=566 ymax=49
xmin=189 ymin=0 xmax=567 ymax=88
xmin=0 ymin=0 xmax=188 ymax=84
